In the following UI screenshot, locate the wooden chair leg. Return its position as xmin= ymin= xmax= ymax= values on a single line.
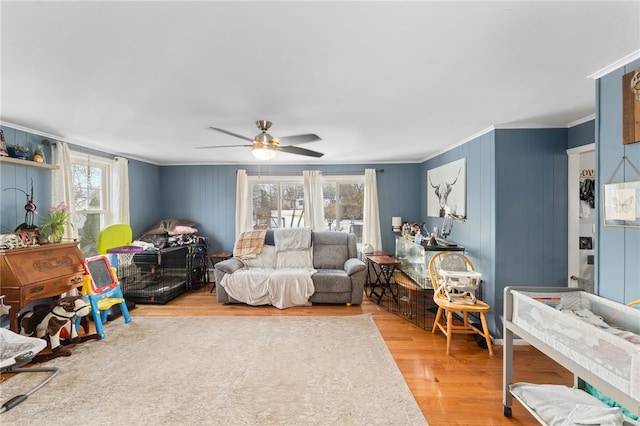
xmin=480 ymin=312 xmax=493 ymax=356
xmin=446 ymin=310 xmax=453 ymax=355
xmin=432 ymin=307 xmax=443 ymax=333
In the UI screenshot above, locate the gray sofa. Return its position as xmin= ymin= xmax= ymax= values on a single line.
xmin=214 ymin=230 xmax=367 ymax=306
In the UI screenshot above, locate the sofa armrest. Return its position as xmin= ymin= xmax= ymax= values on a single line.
xmin=214 ymin=257 xmax=244 ymax=274
xmin=344 ymin=258 xmax=366 ymax=276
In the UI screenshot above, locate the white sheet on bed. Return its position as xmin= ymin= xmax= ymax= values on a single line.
xmin=512 ymin=290 xmax=640 ymax=401
xmin=220 ymin=266 xmax=315 ymax=309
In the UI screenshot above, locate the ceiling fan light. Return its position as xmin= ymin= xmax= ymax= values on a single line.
xmin=252 ymin=146 xmax=277 ymax=160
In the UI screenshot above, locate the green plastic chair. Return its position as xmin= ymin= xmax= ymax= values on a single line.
xmin=97 ymin=224 xmax=133 ymax=254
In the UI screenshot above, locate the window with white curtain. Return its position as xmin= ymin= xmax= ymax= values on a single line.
xmin=248 ymin=175 xmax=364 ymax=243
xmin=70 ymin=151 xmax=111 ymax=257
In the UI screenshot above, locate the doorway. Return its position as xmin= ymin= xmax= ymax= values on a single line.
xmin=567 ymin=144 xmax=595 ymax=292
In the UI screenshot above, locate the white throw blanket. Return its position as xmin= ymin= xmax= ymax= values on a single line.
xmin=274 ymin=228 xmax=311 ymax=252
xmin=220 ymin=267 xmax=315 ymax=309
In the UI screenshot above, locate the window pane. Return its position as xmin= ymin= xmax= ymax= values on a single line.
xmin=71 ymin=153 xmax=108 ymax=258
xmin=252 ymin=183 xmax=279 ymax=229
xmin=76 ymin=212 xmax=103 ymax=257
xmin=281 ymin=183 xmax=304 ymax=228
xmin=338 ymin=183 xmax=364 ymax=243
xmin=322 ymin=183 xmax=337 ymax=231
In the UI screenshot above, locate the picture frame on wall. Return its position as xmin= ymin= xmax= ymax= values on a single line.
xmin=622 ymin=67 xmax=640 ymax=145
xmin=427 ymin=158 xmax=466 ymax=218
xmin=603 ymin=180 xmax=640 ymax=227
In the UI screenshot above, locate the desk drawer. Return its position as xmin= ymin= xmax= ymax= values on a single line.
xmin=22 ymin=273 xmax=85 ymax=300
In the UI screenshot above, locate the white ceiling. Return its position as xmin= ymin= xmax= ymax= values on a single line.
xmin=1 ymin=1 xmax=639 ymax=165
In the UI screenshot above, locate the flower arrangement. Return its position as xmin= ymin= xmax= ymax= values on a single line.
xmin=40 ymin=202 xmax=72 ymax=243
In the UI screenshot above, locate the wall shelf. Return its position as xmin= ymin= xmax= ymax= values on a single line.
xmin=0 ymin=156 xmax=58 ymax=170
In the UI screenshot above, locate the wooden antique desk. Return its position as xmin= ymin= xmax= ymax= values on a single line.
xmin=1 ymin=242 xmax=85 ymax=332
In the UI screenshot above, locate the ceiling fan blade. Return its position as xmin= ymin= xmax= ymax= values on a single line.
xmin=195 ymin=144 xmax=252 ymax=149
xmin=277 ymin=145 xmax=324 ymax=158
xmin=276 ymin=133 xmax=322 ymax=145
xmin=209 ymin=127 xmax=254 ymax=142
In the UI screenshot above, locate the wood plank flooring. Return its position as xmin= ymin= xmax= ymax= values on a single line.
xmin=127 ymin=285 xmax=573 ymax=425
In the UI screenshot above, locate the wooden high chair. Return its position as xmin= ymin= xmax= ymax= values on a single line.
xmin=428 ymin=251 xmax=493 ymax=356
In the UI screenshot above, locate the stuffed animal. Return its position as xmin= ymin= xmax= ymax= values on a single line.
xmin=19 ymin=296 xmax=90 ymax=352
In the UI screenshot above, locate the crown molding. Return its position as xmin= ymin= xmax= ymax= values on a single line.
xmin=568 ymin=114 xmax=595 ymax=128
xmin=588 ymin=50 xmax=640 ymax=80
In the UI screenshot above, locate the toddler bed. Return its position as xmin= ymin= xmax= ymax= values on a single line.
xmin=503 ymin=286 xmax=640 ymax=425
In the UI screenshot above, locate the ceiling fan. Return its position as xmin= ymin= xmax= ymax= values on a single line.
xmin=197 ymin=120 xmax=323 ymax=160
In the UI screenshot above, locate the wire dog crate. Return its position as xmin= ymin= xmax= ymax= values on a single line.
xmin=366 ymin=269 xmax=437 ymax=331
xmin=114 ymin=244 xmax=208 ymax=304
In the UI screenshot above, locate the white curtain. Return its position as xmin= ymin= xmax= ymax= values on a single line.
xmin=236 ymin=169 xmax=252 ymax=236
xmin=303 ymin=170 xmax=324 ymax=231
xmin=111 ymin=156 xmax=130 ymax=224
xmin=50 ymin=141 xmax=78 ymax=241
xmin=363 ymin=168 xmax=382 ymax=251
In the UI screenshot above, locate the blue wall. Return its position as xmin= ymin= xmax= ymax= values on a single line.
xmin=568 ymin=119 xmax=595 ymax=149
xmin=0 ymin=126 xmax=53 ymax=232
xmin=420 ymin=128 xmax=569 ymax=335
xmin=596 ymin=58 xmax=640 ymax=303
xmin=159 ymin=163 xmax=422 ymax=253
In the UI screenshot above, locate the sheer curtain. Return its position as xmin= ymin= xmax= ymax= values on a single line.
xmin=363 ymin=168 xmax=382 ymax=251
xmin=111 ymin=156 xmax=130 ymax=224
xmin=303 ymin=170 xmax=324 ymax=231
xmin=50 ymin=141 xmax=78 ymax=241
xmin=236 ymin=170 xmax=252 ymax=235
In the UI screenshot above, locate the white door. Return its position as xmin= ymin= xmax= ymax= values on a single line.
xmin=567 ymin=144 xmax=595 ymax=292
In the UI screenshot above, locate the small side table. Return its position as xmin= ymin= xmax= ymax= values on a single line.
xmin=366 ymin=254 xmax=401 ymax=305
xmin=207 ymin=250 xmax=233 ymax=292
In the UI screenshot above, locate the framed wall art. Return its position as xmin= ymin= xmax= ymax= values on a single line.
xmin=427 ymin=158 xmax=466 ymax=218
xmin=603 ymin=180 xmax=640 ymax=227
xmin=622 ymin=67 xmax=640 ymax=145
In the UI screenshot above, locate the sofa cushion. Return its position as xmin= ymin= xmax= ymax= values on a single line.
xmin=215 ymin=257 xmax=245 ymax=274
xmin=312 ymin=269 xmax=352 ymax=293
xmin=344 ymin=258 xmax=366 ymax=276
xmin=276 ymin=248 xmax=313 ymax=269
xmin=242 ymin=245 xmax=277 ymax=268
xmin=313 ymin=232 xmax=349 ymax=269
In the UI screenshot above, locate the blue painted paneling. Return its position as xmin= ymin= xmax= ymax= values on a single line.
xmin=422 ymin=128 xmax=567 ymax=336
xmin=1 ymin=126 xmax=52 ymax=233
xmin=568 ymin=120 xmax=595 ymax=149
xmin=128 ymin=159 xmax=162 ymax=238
xmin=596 ymin=58 xmax=640 ymax=304
xmin=158 ymin=163 xmax=421 ymax=253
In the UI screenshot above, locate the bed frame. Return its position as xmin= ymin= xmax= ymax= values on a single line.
xmin=503 ymin=286 xmax=640 ymax=422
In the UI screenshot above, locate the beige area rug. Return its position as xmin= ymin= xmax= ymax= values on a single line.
xmin=1 ymin=314 xmax=427 ymax=425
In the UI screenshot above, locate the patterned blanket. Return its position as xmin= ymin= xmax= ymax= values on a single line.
xmin=234 ymin=230 xmax=267 ymax=259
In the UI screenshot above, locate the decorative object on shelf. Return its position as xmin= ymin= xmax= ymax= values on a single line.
xmin=32 ymin=145 xmax=46 ymax=163
xmin=427 ymin=157 xmax=466 ymax=218
xmin=39 ymin=202 xmax=73 ymax=243
xmin=0 ymin=130 xmax=8 ymax=157
xmin=391 ymin=216 xmax=402 ymax=232
xmin=3 ymin=178 xmax=37 ymax=232
xmin=7 ymin=144 xmax=30 ymax=160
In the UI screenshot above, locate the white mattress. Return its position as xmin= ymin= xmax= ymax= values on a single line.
xmin=511 ymin=290 xmax=640 ymax=401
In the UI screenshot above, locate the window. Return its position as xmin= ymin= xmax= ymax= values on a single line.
xmin=322 ymin=178 xmax=364 ymax=242
xmin=248 ymin=175 xmax=364 ymax=243
xmin=70 ymin=151 xmax=111 ymax=257
xmin=251 ymin=178 xmax=305 ymax=230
